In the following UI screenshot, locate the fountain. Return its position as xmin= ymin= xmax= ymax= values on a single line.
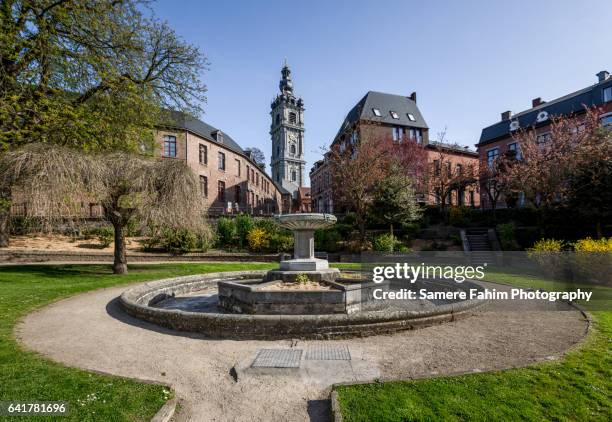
xmin=119 ymin=213 xmax=486 ymax=339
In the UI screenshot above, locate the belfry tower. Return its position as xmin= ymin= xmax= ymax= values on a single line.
xmin=270 ymin=60 xmax=305 ymax=197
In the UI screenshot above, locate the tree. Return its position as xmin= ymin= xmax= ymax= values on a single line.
xmin=245 ymin=148 xmax=266 ymax=168
xmin=328 ymin=136 xmax=391 ymax=241
xmin=0 ymin=0 xmax=208 ymax=246
xmin=373 ymin=165 xmax=422 ymax=236
xmin=507 ymin=107 xmax=612 ymax=208
xmin=426 ymin=135 xmax=477 ymax=215
xmin=0 ymin=144 xmax=209 ymax=274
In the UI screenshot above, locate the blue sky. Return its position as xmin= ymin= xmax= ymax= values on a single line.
xmin=154 ymin=0 xmax=611 ymax=185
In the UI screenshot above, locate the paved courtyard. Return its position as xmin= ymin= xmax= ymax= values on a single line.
xmin=16 ymin=282 xmax=588 ymax=421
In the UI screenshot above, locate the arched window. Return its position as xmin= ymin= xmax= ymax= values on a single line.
xmin=290 ymin=144 xmax=296 ymax=154
xmin=289 ymin=112 xmax=297 ymax=124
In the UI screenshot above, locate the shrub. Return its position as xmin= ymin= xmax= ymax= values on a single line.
xmin=315 ymin=228 xmax=342 ymax=253
xmin=216 ymin=217 xmax=237 ymax=248
xmin=268 ymin=233 xmax=293 ymax=253
xmin=373 ymin=233 xmax=396 ymax=252
xmin=497 ymin=222 xmax=520 ymax=250
xmin=97 ymin=227 xmax=113 ymax=247
xmin=449 ymin=206 xmax=472 ymax=227
xmin=528 ymin=238 xmax=568 ymax=279
xmin=253 ymin=218 xmax=278 ymax=234
xmin=160 ymin=227 xmax=198 ymax=253
xmin=572 ymin=237 xmax=612 ymax=284
xmin=295 ymin=274 xmax=310 ymax=284
xmin=401 ymin=222 xmax=420 ymax=239
xmin=247 ymin=227 xmax=269 ymax=252
xmin=234 ymin=214 xmax=254 ymax=248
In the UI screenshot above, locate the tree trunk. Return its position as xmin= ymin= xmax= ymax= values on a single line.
xmin=596 ymin=221 xmax=603 ymax=239
xmin=0 ymin=188 xmax=11 ymax=248
xmin=112 ymin=220 xmax=128 ymax=274
xmin=389 ymin=223 xmax=394 ymax=238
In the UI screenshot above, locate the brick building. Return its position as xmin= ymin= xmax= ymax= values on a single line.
xmin=477 ymin=70 xmax=612 ymax=209
xmin=311 ymin=90 xmax=479 ymax=212
xmin=158 ymin=111 xmax=282 ymax=215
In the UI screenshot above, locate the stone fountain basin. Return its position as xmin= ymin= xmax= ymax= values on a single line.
xmin=218 ymin=277 xmax=385 ymax=315
xmin=274 ymin=212 xmax=337 ymax=230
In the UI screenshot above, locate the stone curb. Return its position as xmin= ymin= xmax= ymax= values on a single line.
xmin=0 ymin=250 xmax=279 ymax=263
xmin=151 ymin=398 xmax=177 ymax=422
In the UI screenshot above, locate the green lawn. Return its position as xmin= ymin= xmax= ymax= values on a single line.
xmin=336 ymin=270 xmax=612 ymax=421
xmin=0 ymin=262 xmax=277 ymax=422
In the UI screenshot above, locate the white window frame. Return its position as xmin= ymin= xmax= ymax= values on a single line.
xmin=407 ymin=113 xmax=416 ymax=121
xmin=372 ymin=108 xmax=381 ymax=117
xmin=390 ymin=111 xmax=399 ymax=119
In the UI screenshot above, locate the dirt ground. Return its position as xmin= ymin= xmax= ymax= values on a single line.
xmin=16 ymin=281 xmax=588 ymax=422
xmin=6 ymin=234 xmax=144 ymax=253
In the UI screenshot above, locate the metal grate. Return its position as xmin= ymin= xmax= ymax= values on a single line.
xmin=305 ymin=345 xmax=351 ymax=361
xmin=251 ymin=349 xmax=303 ymax=368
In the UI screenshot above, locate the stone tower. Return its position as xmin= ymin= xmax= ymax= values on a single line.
xmin=270 ymin=61 xmax=305 ymax=198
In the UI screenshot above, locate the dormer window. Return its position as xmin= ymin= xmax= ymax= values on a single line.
xmin=407 ymin=113 xmax=416 ymax=121
xmin=372 ymin=108 xmax=381 ymax=117
xmin=390 ymin=111 xmax=399 ymax=119
xmin=214 ymin=131 xmax=224 ymax=144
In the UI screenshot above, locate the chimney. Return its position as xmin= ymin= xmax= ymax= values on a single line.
xmin=597 ymin=70 xmax=610 ymax=82
xmin=532 ymin=97 xmax=544 ymax=107
xmin=409 ymin=91 xmax=417 ymax=103
xmin=501 ymin=110 xmax=512 ymax=121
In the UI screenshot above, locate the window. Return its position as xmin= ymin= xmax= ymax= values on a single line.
xmin=291 ymin=170 xmax=297 ymax=182
xmin=275 ymin=114 xmax=280 ymax=125
xmin=390 ymin=111 xmax=399 ymax=119
xmin=218 ymin=181 xmax=225 ymax=201
xmin=235 ymin=185 xmax=241 ymax=203
xmin=604 ymin=87 xmax=612 ymax=103
xmin=199 ymin=144 xmax=207 ymax=164
xmin=407 ymin=113 xmax=416 ymax=121
xmin=433 ymin=160 xmax=441 ymax=176
xmin=601 ymin=114 xmax=612 ymax=128
xmin=289 ymin=112 xmax=297 ymax=124
xmin=199 ymin=175 xmax=208 ymax=197
xmin=218 ymin=152 xmax=226 ymax=170
xmin=445 ymin=161 xmax=451 ymax=177
xmin=163 ymin=135 xmax=177 ymax=157
xmin=410 ymin=128 xmax=423 ymax=143
xmin=507 ymin=142 xmax=522 ymax=160
xmin=235 ymin=159 xmax=241 ymax=176
xmin=392 ymin=126 xmax=404 ymax=142
xmin=537 ymin=132 xmax=552 ymax=145
xmin=256 ymin=173 xmax=259 ymax=186
xmin=372 ymin=108 xmax=381 ymax=117
xmin=350 ymin=130 xmax=358 ymax=144
xmin=487 ymin=148 xmax=499 ymax=168
xmin=290 ymin=144 xmax=296 ymax=154
xmin=456 ymin=163 xmax=463 ymax=175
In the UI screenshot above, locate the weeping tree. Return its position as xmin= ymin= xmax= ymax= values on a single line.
xmin=0 ymin=144 xmax=209 ymax=274
xmin=0 ymin=0 xmax=208 ymax=246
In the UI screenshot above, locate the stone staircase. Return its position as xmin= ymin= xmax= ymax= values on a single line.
xmin=464 ymin=228 xmax=497 ymax=265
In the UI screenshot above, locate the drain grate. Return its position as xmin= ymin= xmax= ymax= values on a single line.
xmin=306 ymin=345 xmax=351 ymax=361
xmin=251 ymin=349 xmax=303 ymax=368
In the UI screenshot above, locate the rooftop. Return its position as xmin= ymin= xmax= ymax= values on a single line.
xmin=479 ymin=71 xmax=612 ymax=145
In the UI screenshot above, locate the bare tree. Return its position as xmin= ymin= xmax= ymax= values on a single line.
xmin=0 ymin=144 xmax=209 ymax=274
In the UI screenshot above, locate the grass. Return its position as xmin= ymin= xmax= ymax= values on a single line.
xmin=336 ymin=270 xmax=612 ymax=422
xmin=0 ymin=262 xmax=277 ymax=422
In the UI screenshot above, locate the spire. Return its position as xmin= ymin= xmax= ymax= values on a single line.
xmin=279 ymin=59 xmax=293 ymax=94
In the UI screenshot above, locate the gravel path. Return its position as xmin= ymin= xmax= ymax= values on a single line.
xmin=16 ymin=282 xmax=588 ymax=422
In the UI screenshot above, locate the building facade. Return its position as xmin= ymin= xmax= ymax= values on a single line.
xmin=158 ymin=111 xmax=282 ymax=215
xmin=270 ymin=62 xmax=306 ymax=206
xmin=311 ymin=90 xmax=479 ymax=212
xmin=477 ymin=70 xmax=612 ymax=209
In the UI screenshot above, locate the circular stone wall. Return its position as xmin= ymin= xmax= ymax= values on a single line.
xmin=119 ymin=271 xmax=486 ymax=340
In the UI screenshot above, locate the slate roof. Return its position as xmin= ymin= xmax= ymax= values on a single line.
xmin=335 ymin=91 xmax=428 ymax=140
xmin=479 ymin=77 xmax=612 ymax=145
xmin=163 ymin=110 xmax=245 ymax=155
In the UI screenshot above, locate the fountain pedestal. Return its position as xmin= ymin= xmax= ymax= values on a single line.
xmin=275 ymin=213 xmax=337 ymax=272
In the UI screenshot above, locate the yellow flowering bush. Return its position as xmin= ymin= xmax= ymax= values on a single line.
xmin=573 ymin=237 xmax=612 ymax=284
xmin=247 ymin=227 xmax=269 ymax=252
xmin=527 ymin=238 xmax=568 ymax=278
